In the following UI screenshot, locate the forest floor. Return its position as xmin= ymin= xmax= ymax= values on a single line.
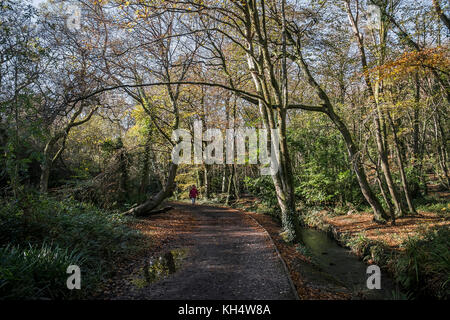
xmin=319 ymin=210 xmax=449 ymax=248
xmin=328 ymin=181 xmax=450 ymax=249
xmin=94 ymin=202 xmax=300 ymax=300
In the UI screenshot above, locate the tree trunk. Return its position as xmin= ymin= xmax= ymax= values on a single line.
xmin=39 ymin=161 xmax=51 ymax=193
xmin=327 ymin=108 xmax=389 ymax=222
xmin=387 ymin=112 xmax=417 ymax=215
xmin=434 ymin=112 xmax=450 ymax=187
xmin=221 ymin=164 xmax=226 ymax=193
xmin=233 ymin=164 xmax=240 ymax=200
xmin=373 ymin=106 xmax=406 ymax=219
xmin=196 ymin=167 xmax=201 ymax=195
xmin=410 ymin=73 xmax=423 ymax=197
xmin=242 ymin=1 xmax=301 ymax=243
xmin=39 ymin=141 xmax=55 ymax=193
xmin=432 ymin=0 xmax=450 ymax=31
xmin=345 ymin=2 xmax=401 ymax=221
xmin=203 ymin=165 xmax=209 ymax=200
xmin=124 ymin=163 xmax=178 ymax=216
xmin=225 ymin=164 xmax=235 ymax=206
xmin=118 ymin=147 xmax=128 ymax=202
xmin=139 ymin=136 xmax=151 ymax=198
xmin=376 ymin=168 xmax=395 ymax=220
xmin=274 ymin=111 xmax=301 ymax=242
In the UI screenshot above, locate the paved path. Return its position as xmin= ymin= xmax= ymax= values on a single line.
xmin=135 ymin=203 xmax=297 ymax=300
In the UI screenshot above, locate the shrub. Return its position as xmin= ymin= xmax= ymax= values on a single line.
xmin=287 ymin=119 xmax=363 ymax=207
xmin=340 ymin=232 xmax=390 ymax=265
xmin=394 ymin=226 xmax=450 ymax=299
xmin=296 ymin=163 xmax=337 ymax=205
xmin=0 ymin=194 xmax=144 ymax=299
xmin=0 ymin=243 xmax=85 ymax=299
xmin=343 ymin=232 xmax=372 ymax=257
xmin=243 ymin=176 xmax=278 ymax=207
xmin=295 ymin=244 xmax=314 ymax=260
xmin=298 ymin=207 xmax=332 ymax=233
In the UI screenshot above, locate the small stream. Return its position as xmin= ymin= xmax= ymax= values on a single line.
xmin=299 ymin=227 xmax=397 ymax=299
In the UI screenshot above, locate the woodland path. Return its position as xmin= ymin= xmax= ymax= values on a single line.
xmin=108 ymin=202 xmax=298 ymax=300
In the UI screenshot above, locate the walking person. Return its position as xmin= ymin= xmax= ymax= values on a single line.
xmin=189 ymin=185 xmax=198 ymax=205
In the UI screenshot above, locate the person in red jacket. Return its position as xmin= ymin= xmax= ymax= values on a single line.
xmin=189 ymin=185 xmax=199 ymax=204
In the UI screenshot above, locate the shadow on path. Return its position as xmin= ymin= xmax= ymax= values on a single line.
xmin=129 ymin=202 xmax=297 ymax=300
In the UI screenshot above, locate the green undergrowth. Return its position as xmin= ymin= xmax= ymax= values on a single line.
xmin=394 ymin=226 xmax=450 ymax=299
xmin=0 ymin=194 xmax=144 ymax=299
xmin=416 ymin=199 xmax=450 ymax=217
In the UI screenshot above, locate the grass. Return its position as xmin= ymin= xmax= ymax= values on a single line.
xmin=298 ymin=207 xmax=331 ymax=231
xmin=0 ymin=194 xmax=144 ymax=299
xmin=341 ymin=232 xmax=391 ymax=266
xmin=417 ymin=202 xmax=450 ymax=216
xmin=0 ymin=243 xmax=85 ymax=299
xmin=414 ymin=195 xmax=449 ymax=216
xmin=394 ymin=226 xmax=450 ymax=299
xmin=295 ymin=244 xmax=314 ymax=261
